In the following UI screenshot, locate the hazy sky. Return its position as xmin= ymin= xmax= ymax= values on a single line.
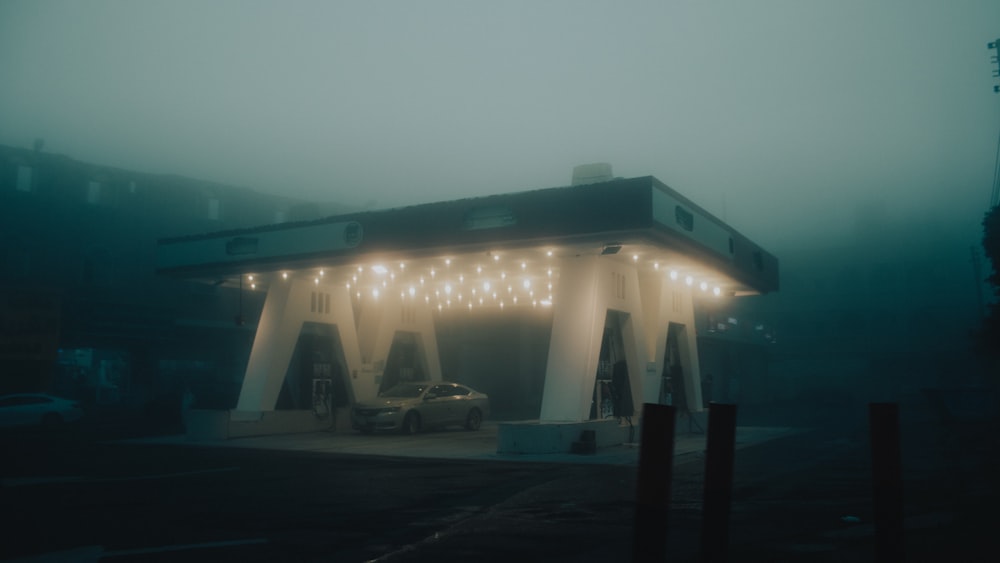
xmin=2 ymin=1 xmax=999 ymax=251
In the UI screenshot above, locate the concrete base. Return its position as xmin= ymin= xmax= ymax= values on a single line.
xmin=184 ymin=409 xmax=340 ymax=441
xmin=496 ymin=418 xmax=636 ymax=454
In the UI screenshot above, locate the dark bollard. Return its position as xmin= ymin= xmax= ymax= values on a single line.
xmin=701 ymin=402 xmax=737 ymax=563
xmin=869 ymin=402 xmax=904 ymax=562
xmin=633 ymin=403 xmax=677 ymax=563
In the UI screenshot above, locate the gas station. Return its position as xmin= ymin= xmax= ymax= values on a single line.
xmin=157 ymin=171 xmax=778 ymax=452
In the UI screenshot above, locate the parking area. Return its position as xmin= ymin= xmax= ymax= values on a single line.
xmin=127 ymin=422 xmax=799 ymax=465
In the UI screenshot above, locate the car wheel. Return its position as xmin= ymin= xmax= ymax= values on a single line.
xmin=41 ymin=412 xmax=64 ymax=430
xmin=465 ymin=408 xmax=482 ymax=431
xmin=402 ymin=412 xmax=421 ymax=435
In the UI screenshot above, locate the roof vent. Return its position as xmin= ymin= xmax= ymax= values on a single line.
xmin=571 ymin=163 xmax=613 ymax=186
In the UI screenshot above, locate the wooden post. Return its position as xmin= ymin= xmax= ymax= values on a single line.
xmin=701 ymin=402 xmax=737 ymax=563
xmin=869 ymin=402 xmax=904 ymax=562
xmin=633 ymin=403 xmax=677 ymax=562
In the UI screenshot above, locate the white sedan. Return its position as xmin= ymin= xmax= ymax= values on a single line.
xmin=0 ymin=393 xmax=84 ymax=429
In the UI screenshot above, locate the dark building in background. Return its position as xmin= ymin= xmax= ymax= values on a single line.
xmin=0 ymin=144 xmax=354 ymax=425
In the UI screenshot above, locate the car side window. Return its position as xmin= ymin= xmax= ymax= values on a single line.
xmin=427 ymin=385 xmax=449 ymax=397
xmin=453 ymin=386 xmax=471 ymax=396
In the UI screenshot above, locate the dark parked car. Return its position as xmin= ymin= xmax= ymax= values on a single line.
xmin=352 ymin=382 xmax=490 ymax=434
xmin=0 ymin=393 xmax=84 ymax=429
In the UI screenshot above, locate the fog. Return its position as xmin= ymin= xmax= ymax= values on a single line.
xmin=2 ymin=0 xmax=999 ymax=252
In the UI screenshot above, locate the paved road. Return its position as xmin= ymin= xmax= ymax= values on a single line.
xmin=2 ymin=402 xmax=996 ymax=562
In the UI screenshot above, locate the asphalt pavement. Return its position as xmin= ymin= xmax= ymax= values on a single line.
xmin=120 ymin=421 xmax=801 ymax=465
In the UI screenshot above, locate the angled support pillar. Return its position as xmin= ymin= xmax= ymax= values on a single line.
xmin=540 ymin=255 xmax=651 ymax=421
xmin=236 ymin=276 xmax=363 ymax=413
xmin=356 ymin=293 xmax=442 ymax=402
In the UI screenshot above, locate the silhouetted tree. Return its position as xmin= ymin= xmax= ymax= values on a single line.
xmin=979 ymin=205 xmax=1000 ymax=367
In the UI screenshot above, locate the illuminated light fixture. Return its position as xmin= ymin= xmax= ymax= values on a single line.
xmin=479 ymin=297 xmax=484 ymax=305
xmin=346 ymin=283 xmax=351 ymax=290
xmin=700 ymin=281 xmax=708 ymax=291
xmin=513 ymin=296 xmax=518 ymax=304
xmin=632 ymin=254 xmax=639 ymax=262
xmin=492 ymin=292 xmax=497 ymax=300
xmin=247 ymin=274 xmax=254 ymax=281
xmin=420 ymin=277 xmax=425 ymax=285
xmin=400 ymin=291 xmax=405 ymax=299
xmin=654 ymin=262 xmax=660 ymax=270
xmin=282 ymin=272 xmax=288 ymax=280
xmin=390 ymin=273 xmax=395 ymax=281
xmin=493 ymin=254 xmax=500 ymax=262
xmin=472 ymin=288 xmax=477 ymax=296
xmin=357 ymin=266 xmax=363 ymax=272
xmin=547 ymin=268 xmax=553 ymax=277
xmin=382 ymin=280 xmax=387 ymax=288
xmin=438 ymin=303 xmax=443 ymax=312
xmin=685 ymin=276 xmax=694 ymax=286
xmin=507 ymin=285 xmax=512 ymax=293
xmin=400 ymin=262 xmax=405 ymax=270
xmin=425 ymin=296 xmax=430 ymax=303
xmin=458 ymin=293 xmax=463 ymax=302
xmin=468 ymin=302 xmax=473 ymax=311
xmin=250 ymin=283 xmax=256 ymax=290
xmin=532 ymin=299 xmax=538 ymax=307
xmin=547 ymin=283 xmax=552 ymax=291
xmin=713 ymin=286 xmax=722 ymax=297
xmin=501 ymin=272 xmax=506 ymax=280
xmin=521 ymin=262 xmax=526 ymax=270
xmin=459 ymin=274 xmax=465 ymax=283
xmin=601 ymin=243 xmax=622 ymax=255
xmin=319 ymin=270 xmax=325 ymax=277
xmin=430 ymin=268 xmax=436 ymax=278
xmin=483 ymin=281 xmax=491 ymax=292
xmin=444 ymin=283 xmax=452 ymax=295
xmin=352 ymin=275 xmax=358 ymax=282
xmin=445 ymin=258 xmax=451 ymax=266
xmin=523 ymin=279 xmax=531 ymax=289
xmin=371 ymin=265 xmax=388 ymax=275
xmin=477 ymin=265 xmax=482 ymax=274
xmin=500 ymin=300 xmax=504 ymax=310
xmin=540 ymin=299 xmax=552 ymax=307
xmin=546 ymin=250 xmax=553 ymax=257
xmin=435 ymin=290 xmax=440 ymax=297
xmin=314 ymin=278 xmax=320 ymax=285
xmin=372 ymin=288 xmax=379 ymax=298
xmin=669 ymin=270 xmax=678 ymax=281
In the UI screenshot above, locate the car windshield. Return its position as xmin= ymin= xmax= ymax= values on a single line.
xmin=379 ymin=383 xmax=429 ymax=398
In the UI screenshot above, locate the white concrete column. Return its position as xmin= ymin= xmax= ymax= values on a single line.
xmin=540 ymin=256 xmax=602 ymax=421
xmin=236 ymin=276 xmax=364 ymax=413
xmin=539 ymin=255 xmax=653 ymax=421
xmin=638 ymin=271 xmax=667 ymax=405
xmin=236 ymin=277 xmax=308 ymax=412
xmin=643 ymin=276 xmax=704 ymax=411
